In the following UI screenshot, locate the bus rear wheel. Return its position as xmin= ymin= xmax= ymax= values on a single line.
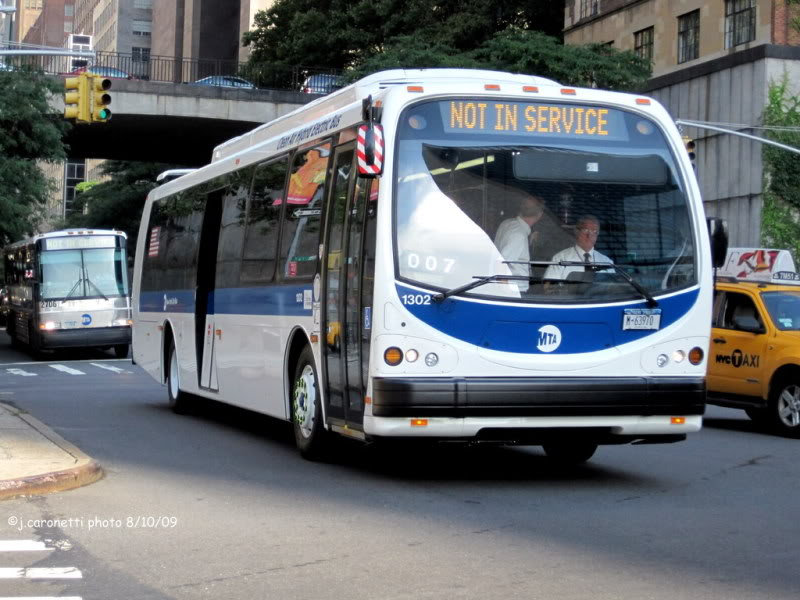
xmin=542 ymin=442 xmax=598 ymax=465
xmin=291 ymin=346 xmax=329 ymax=460
xmin=167 ymin=340 xmax=190 ymax=414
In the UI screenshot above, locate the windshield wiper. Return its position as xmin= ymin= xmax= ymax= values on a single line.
xmin=432 ymin=274 xmax=529 ymax=302
xmin=84 ymin=276 xmax=108 ymax=301
xmin=551 ymin=261 xmax=658 ymax=307
xmin=64 ymin=277 xmax=83 ymax=300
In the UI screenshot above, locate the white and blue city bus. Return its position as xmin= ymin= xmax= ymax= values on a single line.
xmin=132 ymin=69 xmax=725 ymax=463
xmin=4 ymin=229 xmax=132 ymax=357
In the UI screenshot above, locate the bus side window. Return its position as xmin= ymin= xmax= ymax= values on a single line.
xmin=241 ymin=157 xmax=287 ymax=286
xmin=280 ymin=142 xmax=331 ymax=280
xmin=216 ymin=168 xmax=253 ymax=290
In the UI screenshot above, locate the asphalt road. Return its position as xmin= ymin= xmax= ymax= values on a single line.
xmin=0 ymin=331 xmax=798 ymax=599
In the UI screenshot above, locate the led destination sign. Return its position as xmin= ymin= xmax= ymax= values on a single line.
xmin=441 ymin=101 xmax=629 ymax=141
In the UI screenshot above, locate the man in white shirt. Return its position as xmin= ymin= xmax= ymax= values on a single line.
xmin=494 ymin=193 xmax=545 ymax=291
xmin=544 ymin=215 xmax=613 ymax=280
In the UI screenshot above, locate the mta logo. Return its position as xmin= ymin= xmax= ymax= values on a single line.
xmin=81 ymin=314 xmax=92 ymax=326
xmin=537 ymin=325 xmax=561 ymax=353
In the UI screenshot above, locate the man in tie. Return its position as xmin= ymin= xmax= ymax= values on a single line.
xmin=543 ymin=215 xmax=613 ymax=280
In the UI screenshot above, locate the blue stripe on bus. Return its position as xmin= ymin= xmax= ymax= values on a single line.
xmin=396 ymin=283 xmax=699 ymax=354
xmin=139 ymin=286 xmax=312 ymax=316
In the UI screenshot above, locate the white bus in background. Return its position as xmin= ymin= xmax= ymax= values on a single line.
xmin=132 ymin=69 xmax=727 ymax=464
xmin=4 ymin=229 xmax=131 ymax=358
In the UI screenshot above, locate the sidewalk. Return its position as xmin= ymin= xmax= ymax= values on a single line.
xmin=0 ymin=403 xmax=103 ymax=500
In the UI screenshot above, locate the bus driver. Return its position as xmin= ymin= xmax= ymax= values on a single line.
xmin=543 ymin=215 xmax=613 ymax=280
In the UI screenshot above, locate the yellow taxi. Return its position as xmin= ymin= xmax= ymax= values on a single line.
xmin=708 ymin=251 xmax=800 ymax=436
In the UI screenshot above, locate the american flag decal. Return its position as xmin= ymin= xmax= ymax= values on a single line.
xmin=148 ymin=226 xmax=161 ymax=257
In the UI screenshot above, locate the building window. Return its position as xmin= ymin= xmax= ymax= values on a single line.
xmin=132 ymin=20 xmax=152 ymax=37
xmin=677 ymin=10 xmax=700 ymax=64
xmin=134 ymin=0 xmax=153 ymax=8
xmin=634 ymin=26 xmax=654 ymax=62
xmin=725 ymin=0 xmax=756 ymax=48
xmin=65 ymin=4 xmax=74 ymax=17
xmin=579 ymin=0 xmax=599 ymax=20
xmin=64 ymin=161 xmax=86 ymax=215
xmin=132 ymin=47 xmax=150 ymax=63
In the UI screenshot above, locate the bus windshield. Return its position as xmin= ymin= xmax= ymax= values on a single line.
xmin=40 ymin=248 xmax=129 ymax=300
xmin=395 ymin=99 xmax=696 ymax=303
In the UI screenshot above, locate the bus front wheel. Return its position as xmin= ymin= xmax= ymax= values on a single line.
xmin=291 ymin=346 xmax=329 ymax=460
xmin=542 ymin=442 xmax=597 ymax=465
xmin=166 ymin=340 xmax=190 ymax=414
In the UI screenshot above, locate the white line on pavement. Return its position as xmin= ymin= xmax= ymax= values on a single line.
xmin=89 ymin=362 xmax=128 ymax=374
xmin=0 ymin=540 xmax=49 ymax=552
xmin=0 ymin=567 xmax=82 ymax=578
xmin=6 ymin=368 xmax=36 ymax=377
xmin=48 ymin=365 xmax=85 ymax=376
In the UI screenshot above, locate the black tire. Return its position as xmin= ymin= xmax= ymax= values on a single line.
xmin=166 ymin=340 xmax=191 ymax=414
xmin=767 ymin=379 xmax=800 ymax=437
xmin=542 ymin=442 xmax=598 ymax=465
xmin=113 ymin=344 xmax=129 ymax=359
xmin=291 ymin=346 xmax=329 ymax=460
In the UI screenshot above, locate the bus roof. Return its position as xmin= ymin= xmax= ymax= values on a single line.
xmin=4 ymin=229 xmax=126 ymax=249
xmin=211 ymin=69 xmax=564 ymax=163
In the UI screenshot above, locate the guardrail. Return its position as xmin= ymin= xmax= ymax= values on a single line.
xmin=0 ymin=48 xmax=343 ymax=92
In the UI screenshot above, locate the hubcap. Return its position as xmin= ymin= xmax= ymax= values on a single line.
xmin=778 ymin=384 xmax=800 ymax=428
xmin=293 ymin=364 xmax=317 ymax=438
xmin=169 ymin=349 xmax=179 ymax=400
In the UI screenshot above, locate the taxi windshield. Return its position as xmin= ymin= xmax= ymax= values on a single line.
xmin=762 ymin=290 xmax=800 ymax=330
xmin=394 ymin=99 xmax=697 ymax=303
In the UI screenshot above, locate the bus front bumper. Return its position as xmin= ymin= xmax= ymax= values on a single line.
xmin=367 ymin=376 xmax=704 ymax=441
xmin=39 ymin=326 xmax=131 ymax=350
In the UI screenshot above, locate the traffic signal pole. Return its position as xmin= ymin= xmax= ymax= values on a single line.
xmin=676 ymin=119 xmax=800 ymax=156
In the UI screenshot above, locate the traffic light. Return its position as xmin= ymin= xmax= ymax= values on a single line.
xmin=91 ymin=76 xmax=112 ymax=122
xmin=683 ymin=135 xmax=696 ymax=170
xmin=64 ymin=73 xmax=90 ymax=122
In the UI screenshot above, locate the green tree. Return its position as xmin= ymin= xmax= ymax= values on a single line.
xmin=351 ymin=30 xmax=650 ymax=91
xmin=59 ymin=161 xmax=181 ymax=256
xmin=243 ymin=0 xmax=565 ymax=69
xmin=0 ymin=67 xmax=70 ymax=246
xmin=761 ymin=78 xmax=800 ymax=258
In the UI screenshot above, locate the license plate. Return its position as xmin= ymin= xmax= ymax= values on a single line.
xmin=622 ymin=309 xmax=661 ymax=330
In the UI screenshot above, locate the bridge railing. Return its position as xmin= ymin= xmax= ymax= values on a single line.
xmin=0 ymin=49 xmax=343 ymax=93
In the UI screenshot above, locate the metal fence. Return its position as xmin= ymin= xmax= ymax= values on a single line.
xmin=0 ymin=48 xmax=343 ymax=92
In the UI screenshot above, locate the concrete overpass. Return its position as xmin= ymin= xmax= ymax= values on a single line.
xmin=59 ymin=78 xmax=315 ymax=167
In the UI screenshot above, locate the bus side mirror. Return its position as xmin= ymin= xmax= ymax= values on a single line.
xmin=357 ymin=123 xmax=384 ymax=178
xmin=707 ymin=218 xmax=728 ymax=268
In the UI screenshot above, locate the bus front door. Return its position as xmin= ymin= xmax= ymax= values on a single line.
xmin=322 ymin=143 xmax=376 ymax=430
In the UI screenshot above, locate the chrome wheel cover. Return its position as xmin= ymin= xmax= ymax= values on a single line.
xmin=777 ymin=384 xmax=800 ymax=429
xmin=293 ymin=364 xmax=317 ymax=439
xmin=169 ymin=349 xmax=180 ymax=401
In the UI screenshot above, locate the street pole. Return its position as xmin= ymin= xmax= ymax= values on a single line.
xmin=0 ymin=1 xmax=16 ymax=48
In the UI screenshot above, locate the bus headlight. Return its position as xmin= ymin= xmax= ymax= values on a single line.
xmin=672 ymin=349 xmax=686 ymax=363
xmin=113 ymin=318 xmax=133 ymax=326
xmin=40 ymin=321 xmax=60 ymax=331
xmin=656 ymin=354 xmax=669 ymax=367
xmin=405 ymin=349 xmax=419 ymax=363
xmin=424 ymin=352 xmax=439 ymax=367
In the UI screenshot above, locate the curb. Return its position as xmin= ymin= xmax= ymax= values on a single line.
xmin=0 ymin=403 xmax=104 ymax=501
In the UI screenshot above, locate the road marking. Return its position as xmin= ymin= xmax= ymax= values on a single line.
xmin=0 ymin=598 xmax=82 ymax=600
xmin=0 ymin=540 xmax=49 ymax=552
xmin=0 ymin=567 xmax=82 ymax=578
xmin=49 ymin=365 xmax=85 ymax=376
xmin=89 ymin=362 xmax=128 ymax=374
xmin=6 ymin=368 xmax=36 ymax=377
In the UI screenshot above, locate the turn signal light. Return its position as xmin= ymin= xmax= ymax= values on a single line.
xmin=384 ymin=347 xmax=403 ymax=366
xmin=688 ymin=347 xmax=704 ymax=365
xmin=410 ymin=419 xmax=428 ymax=427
